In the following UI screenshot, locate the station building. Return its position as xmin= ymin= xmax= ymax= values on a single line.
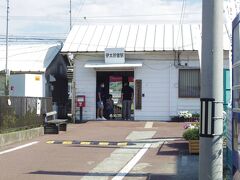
xmin=61 ymin=24 xmax=230 ymax=121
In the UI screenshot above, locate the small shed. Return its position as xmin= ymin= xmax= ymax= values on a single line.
xmin=0 ymin=43 xmax=62 ymax=97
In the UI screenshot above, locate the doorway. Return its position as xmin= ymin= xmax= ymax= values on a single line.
xmin=96 ymin=71 xmax=134 ymax=120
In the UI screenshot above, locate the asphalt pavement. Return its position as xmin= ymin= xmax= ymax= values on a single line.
xmin=0 ymin=121 xmax=198 ymax=180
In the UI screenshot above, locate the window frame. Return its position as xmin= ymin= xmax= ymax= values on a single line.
xmin=178 ymin=69 xmax=200 ymax=98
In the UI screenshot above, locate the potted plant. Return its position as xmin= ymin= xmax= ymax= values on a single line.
xmin=183 ymin=125 xmax=200 ymax=154
xmin=178 ymin=111 xmax=192 ymax=121
xmin=171 ymin=111 xmax=200 ymax=122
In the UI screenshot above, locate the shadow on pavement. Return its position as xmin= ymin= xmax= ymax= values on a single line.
xmin=157 ymin=140 xmax=188 ymax=156
xmin=29 ymin=170 xmax=197 ymax=179
xmin=29 ymin=170 xmax=147 ymax=177
xmin=146 ymin=137 xmax=183 ymax=140
xmin=156 ymin=140 xmax=199 ymax=179
xmin=147 ymin=173 xmax=197 ymax=180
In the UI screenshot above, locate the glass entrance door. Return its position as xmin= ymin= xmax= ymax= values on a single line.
xmin=109 ymin=76 xmax=122 ymax=118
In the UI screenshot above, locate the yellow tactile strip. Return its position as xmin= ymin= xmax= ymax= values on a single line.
xmin=46 ymin=140 xmax=133 ymax=146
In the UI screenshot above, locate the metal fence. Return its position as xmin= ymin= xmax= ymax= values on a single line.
xmin=0 ymin=96 xmax=52 ymax=133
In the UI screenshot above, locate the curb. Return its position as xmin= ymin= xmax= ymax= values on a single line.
xmin=0 ymin=127 xmax=44 ymax=147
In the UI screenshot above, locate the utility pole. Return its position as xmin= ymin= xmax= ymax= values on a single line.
xmin=5 ymin=0 xmax=9 ymax=96
xmin=69 ymin=0 xmax=72 ymax=31
xmin=200 ymin=0 xmax=223 ymax=180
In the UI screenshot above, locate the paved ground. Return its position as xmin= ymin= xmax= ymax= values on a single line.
xmin=0 ymin=121 xmax=198 ymax=180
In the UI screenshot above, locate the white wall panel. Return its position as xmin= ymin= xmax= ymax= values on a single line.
xmin=25 ymin=74 xmax=43 ymax=97
xmin=75 ymin=59 xmax=96 ymax=120
xmin=135 ymin=60 xmax=171 ymax=120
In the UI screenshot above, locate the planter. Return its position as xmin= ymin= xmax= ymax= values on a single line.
xmin=188 ymin=140 xmax=199 ymax=154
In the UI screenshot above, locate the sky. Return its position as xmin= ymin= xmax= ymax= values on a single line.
xmin=0 ymin=0 xmax=202 ymax=41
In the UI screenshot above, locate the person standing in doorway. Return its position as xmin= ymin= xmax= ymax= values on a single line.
xmin=121 ymin=82 xmax=133 ymax=120
xmin=97 ymin=82 xmax=106 ymax=120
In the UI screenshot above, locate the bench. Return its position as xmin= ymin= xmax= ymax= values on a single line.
xmin=43 ymin=111 xmax=68 ymax=134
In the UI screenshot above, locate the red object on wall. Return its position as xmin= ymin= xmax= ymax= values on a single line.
xmin=76 ymin=95 xmax=85 ymax=107
xmin=110 ymin=76 xmax=122 ymax=82
xmin=110 ymin=76 xmax=134 ymax=82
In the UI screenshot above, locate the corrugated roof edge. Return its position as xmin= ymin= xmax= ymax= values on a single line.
xmin=61 ymin=24 xmax=230 ymax=53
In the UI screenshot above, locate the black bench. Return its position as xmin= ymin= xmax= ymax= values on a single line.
xmin=43 ymin=111 xmax=68 ymax=134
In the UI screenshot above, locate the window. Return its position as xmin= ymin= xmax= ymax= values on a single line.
xmin=179 ymin=69 xmax=200 ymax=98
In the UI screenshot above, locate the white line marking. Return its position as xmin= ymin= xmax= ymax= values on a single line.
xmin=0 ymin=141 xmax=39 ymax=155
xmin=112 ymin=143 xmax=151 ymax=180
xmin=144 ymin=122 xmax=153 ymax=128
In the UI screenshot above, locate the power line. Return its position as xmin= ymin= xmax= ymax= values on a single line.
xmin=0 ymin=35 xmax=65 ymax=39
xmin=0 ymin=43 xmax=61 ymax=51
xmin=0 ymin=45 xmax=61 ymax=59
xmin=0 ymin=12 xmax=200 ymax=20
xmin=175 ymin=0 xmax=186 ymax=49
xmin=72 ymin=0 xmax=86 ymax=26
xmin=74 ymin=12 xmax=200 ymax=19
xmin=0 ymin=34 xmax=67 ymax=39
xmin=0 ymin=37 xmax=65 ymax=42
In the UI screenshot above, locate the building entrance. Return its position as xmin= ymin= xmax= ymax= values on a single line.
xmin=96 ymin=71 xmax=134 ymax=120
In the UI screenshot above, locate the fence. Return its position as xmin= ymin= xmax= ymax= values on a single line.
xmin=0 ymin=96 xmax=52 ymax=133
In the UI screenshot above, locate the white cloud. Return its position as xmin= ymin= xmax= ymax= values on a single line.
xmin=75 ymin=0 xmax=201 ymax=23
xmin=0 ymin=0 xmax=201 ymax=39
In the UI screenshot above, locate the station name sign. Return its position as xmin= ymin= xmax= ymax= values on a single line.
xmin=105 ymin=48 xmax=125 ymax=64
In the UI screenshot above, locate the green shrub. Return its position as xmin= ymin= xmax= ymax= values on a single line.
xmin=192 ymin=113 xmax=200 ymax=118
xmin=2 ymin=113 xmax=17 ymax=129
xmin=0 ymin=106 xmax=42 ymax=134
xmin=183 ymin=128 xmax=199 ymax=140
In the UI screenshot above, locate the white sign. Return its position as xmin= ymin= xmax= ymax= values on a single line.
xmin=36 ymin=99 xmax=41 ymax=115
xmin=105 ymin=48 xmax=125 ymax=64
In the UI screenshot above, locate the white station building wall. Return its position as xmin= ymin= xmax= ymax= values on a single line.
xmin=75 ymin=58 xmax=96 ymax=120
xmin=134 ymin=60 xmax=171 ymax=120
xmin=74 ymin=52 xmax=229 ymax=121
xmin=134 ymin=59 xmax=200 ymax=120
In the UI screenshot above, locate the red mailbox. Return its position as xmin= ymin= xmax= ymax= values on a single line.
xmin=76 ymin=95 xmax=85 ymax=107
